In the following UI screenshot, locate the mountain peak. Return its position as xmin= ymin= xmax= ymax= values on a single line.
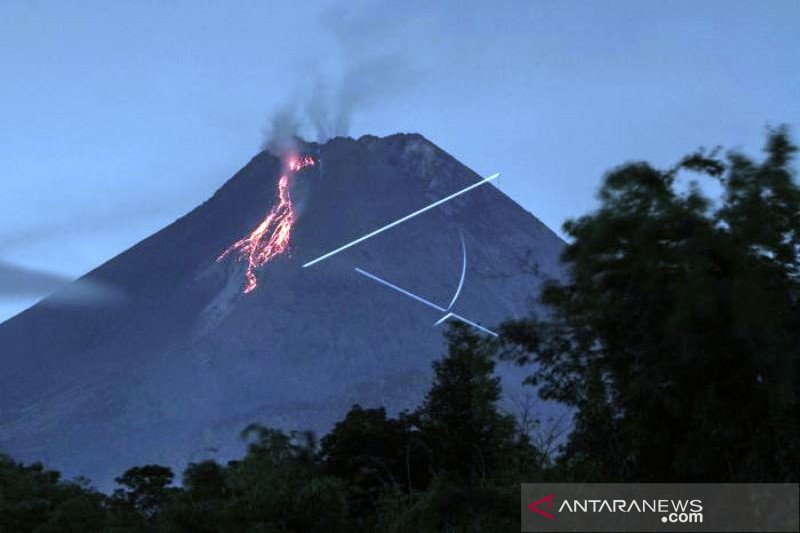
xmin=0 ymin=133 xmax=565 ymax=489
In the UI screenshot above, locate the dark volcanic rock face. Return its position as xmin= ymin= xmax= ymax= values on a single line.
xmin=0 ymin=133 xmax=566 ymax=489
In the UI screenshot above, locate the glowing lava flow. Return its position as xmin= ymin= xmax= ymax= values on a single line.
xmin=217 ymin=155 xmax=316 ymax=293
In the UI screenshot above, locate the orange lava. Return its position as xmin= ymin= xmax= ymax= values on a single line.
xmin=217 ymin=154 xmax=316 ymax=293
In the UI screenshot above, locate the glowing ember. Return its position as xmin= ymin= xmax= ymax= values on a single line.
xmin=217 ymin=154 xmax=316 ymax=293
xmin=288 ymin=155 xmax=316 ymax=172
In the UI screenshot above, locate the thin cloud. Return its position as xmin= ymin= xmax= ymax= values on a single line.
xmin=0 ymin=259 xmax=121 ymax=305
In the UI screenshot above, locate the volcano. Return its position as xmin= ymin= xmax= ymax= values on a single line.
xmin=0 ymin=133 xmax=566 ymax=488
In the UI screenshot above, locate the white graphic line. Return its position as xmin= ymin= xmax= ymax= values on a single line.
xmin=446 ymin=313 xmax=498 ymax=337
xmin=354 ymin=267 xmax=498 ymax=337
xmin=446 ymin=232 xmax=467 ymax=310
xmin=303 ymin=173 xmax=500 ymax=268
xmin=434 ymin=312 xmax=453 ymax=326
xmin=354 ymin=268 xmax=447 ymax=312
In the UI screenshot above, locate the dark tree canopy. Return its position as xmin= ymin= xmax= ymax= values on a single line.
xmin=113 ymin=465 xmax=176 ymax=520
xmin=414 ymin=325 xmax=540 ymax=487
xmin=502 ymin=127 xmax=800 ymax=482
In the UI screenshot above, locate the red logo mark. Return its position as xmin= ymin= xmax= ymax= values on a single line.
xmin=528 ymin=493 xmax=555 ymax=520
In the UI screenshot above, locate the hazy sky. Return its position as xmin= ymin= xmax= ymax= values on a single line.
xmin=1 ymin=0 xmax=798 ymax=322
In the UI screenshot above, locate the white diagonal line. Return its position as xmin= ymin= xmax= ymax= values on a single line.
xmin=303 ymin=173 xmax=499 ymax=268
xmin=445 ymin=312 xmax=498 ymax=337
xmin=354 ymin=267 xmax=498 ymax=337
xmin=354 ymin=268 xmax=447 ymax=312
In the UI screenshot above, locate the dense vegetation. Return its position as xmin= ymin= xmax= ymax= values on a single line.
xmin=501 ymin=126 xmax=800 ymax=483
xmin=1 ymin=326 xmax=538 ymax=532
xmin=1 ymin=129 xmax=797 ymax=531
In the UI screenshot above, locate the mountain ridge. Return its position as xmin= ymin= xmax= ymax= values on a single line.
xmin=0 ymin=133 xmax=566 ymax=489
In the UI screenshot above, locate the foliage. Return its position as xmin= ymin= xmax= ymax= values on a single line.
xmin=413 ymin=325 xmax=542 ymax=487
xmin=501 ymin=126 xmax=800 ymax=482
xmin=0 ymin=325 xmax=536 ymax=531
xmin=319 ymin=404 xmax=430 ymax=523
xmin=0 ymin=454 xmax=144 ymax=532
xmin=113 ymin=465 xmax=176 ymax=521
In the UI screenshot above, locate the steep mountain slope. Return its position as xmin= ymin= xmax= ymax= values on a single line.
xmin=0 ymin=133 xmax=565 ymax=488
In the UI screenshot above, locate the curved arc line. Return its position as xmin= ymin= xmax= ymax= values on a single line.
xmin=446 ymin=232 xmax=467 ymax=310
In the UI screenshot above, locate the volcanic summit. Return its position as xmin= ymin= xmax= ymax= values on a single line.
xmin=0 ymin=133 xmax=565 ymax=487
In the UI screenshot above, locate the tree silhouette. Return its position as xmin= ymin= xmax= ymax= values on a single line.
xmin=502 ymin=127 xmax=800 ymax=482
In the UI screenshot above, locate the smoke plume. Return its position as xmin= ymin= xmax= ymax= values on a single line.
xmin=0 ymin=259 xmax=120 ymax=305
xmin=264 ymin=4 xmax=419 ymax=149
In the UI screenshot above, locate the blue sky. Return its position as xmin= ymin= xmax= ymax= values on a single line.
xmin=1 ymin=0 xmax=798 ymax=322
